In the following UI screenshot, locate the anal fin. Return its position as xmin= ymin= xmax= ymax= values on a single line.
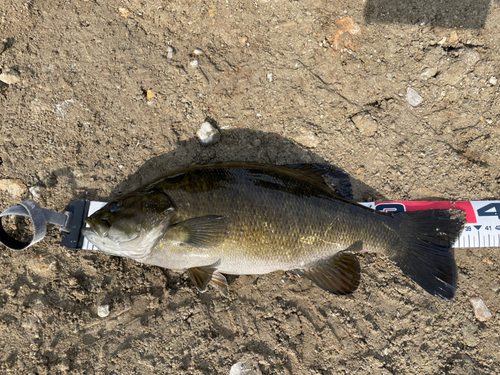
xmin=295 ymin=252 xmax=361 ymax=295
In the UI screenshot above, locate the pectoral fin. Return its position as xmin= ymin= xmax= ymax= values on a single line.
xmin=167 ymin=215 xmax=228 ymax=249
xmin=295 ymin=252 xmax=361 ymax=295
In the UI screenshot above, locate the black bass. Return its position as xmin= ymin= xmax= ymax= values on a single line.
xmin=82 ymin=163 xmax=466 ymax=300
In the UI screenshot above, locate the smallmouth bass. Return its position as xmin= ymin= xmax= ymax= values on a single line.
xmin=82 ymin=162 xmax=466 ymax=300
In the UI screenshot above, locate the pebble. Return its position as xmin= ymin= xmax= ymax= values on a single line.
xmin=229 ymin=359 xmax=262 ymax=375
xmin=189 ymin=59 xmax=199 ymax=68
xmin=0 ymin=68 xmax=21 ymax=85
xmin=97 ymin=305 xmax=110 ymax=318
xmin=197 ymin=122 xmax=220 ymax=145
xmin=420 ymin=67 xmax=438 ymax=80
xmin=352 ymin=113 xmax=378 ymax=137
xmin=406 ymin=87 xmax=423 ymax=107
xmin=470 ymin=297 xmax=492 ymax=322
xmin=166 ymin=46 xmax=174 ymax=59
xmin=295 ymin=131 xmax=320 ymax=148
xmin=193 ymin=49 xmax=204 ymax=55
xmin=0 ymin=179 xmax=28 ymax=200
xmin=238 ymin=36 xmax=248 ymax=46
xmin=29 ymin=186 xmax=45 ymax=199
xmin=489 ymin=76 xmax=497 ymax=85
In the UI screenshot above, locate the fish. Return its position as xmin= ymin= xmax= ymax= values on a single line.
xmin=82 ymin=162 xmax=466 ymax=300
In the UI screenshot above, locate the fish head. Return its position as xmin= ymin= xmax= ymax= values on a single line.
xmin=81 ymin=191 xmax=175 ymax=260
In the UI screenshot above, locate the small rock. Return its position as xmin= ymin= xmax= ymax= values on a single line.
xmin=352 ymin=113 xmax=378 ymax=137
xmin=295 ymin=131 xmax=320 ymax=148
xmin=463 ymin=49 xmax=480 ymax=68
xmin=193 ymin=48 xmax=204 ymax=55
xmin=166 ymin=46 xmax=174 ymax=59
xmin=119 ymin=7 xmax=131 ymax=18
xmin=0 ymin=68 xmax=21 ymax=85
xmin=146 ymin=89 xmax=155 ymax=100
xmin=420 ymin=67 xmax=438 ymax=80
xmin=189 ymin=59 xmax=199 ymax=68
xmin=470 ymin=297 xmax=492 ymax=322
xmin=238 ymin=36 xmax=248 ymax=46
xmin=97 ymin=305 xmax=110 ymax=318
xmin=489 ymin=76 xmax=497 ymax=85
xmin=229 ymin=359 xmax=262 ymax=375
xmin=197 ymin=122 xmax=220 ymax=145
xmin=29 ymin=186 xmax=45 ymax=199
xmin=0 ymin=179 xmax=28 ymax=200
xmin=406 ymin=87 xmax=423 ymax=107
xmin=266 ymin=73 xmax=273 ymax=82
xmin=449 ymin=30 xmax=458 ymax=43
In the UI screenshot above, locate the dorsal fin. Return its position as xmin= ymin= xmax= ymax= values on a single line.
xmin=283 ymin=163 xmax=353 ymax=200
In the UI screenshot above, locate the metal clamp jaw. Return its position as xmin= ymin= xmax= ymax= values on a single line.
xmin=0 ymin=199 xmax=90 ymax=250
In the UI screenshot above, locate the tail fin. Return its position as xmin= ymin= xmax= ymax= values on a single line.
xmin=388 ymin=209 xmax=466 ymax=301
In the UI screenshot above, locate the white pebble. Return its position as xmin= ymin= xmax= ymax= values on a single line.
xmin=489 ymin=76 xmax=497 ymax=85
xmin=470 ymin=297 xmax=492 ymax=322
xmin=266 ymin=73 xmax=273 ymax=82
xmin=406 ymin=87 xmax=423 ymax=107
xmin=29 ymin=186 xmax=45 ymax=199
xmin=166 ymin=46 xmax=174 ymax=59
xmin=189 ymin=59 xmax=199 ymax=68
xmin=420 ymin=67 xmax=438 ymax=81
xmin=229 ymin=360 xmax=260 ymax=375
xmin=193 ymin=48 xmax=204 ymax=55
xmin=197 ymin=122 xmax=220 ymax=145
xmin=0 ymin=68 xmax=21 ymax=85
xmin=97 ymin=305 xmax=110 ymax=318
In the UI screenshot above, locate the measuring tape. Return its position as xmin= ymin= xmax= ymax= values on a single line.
xmin=1 ymin=200 xmax=500 ymax=251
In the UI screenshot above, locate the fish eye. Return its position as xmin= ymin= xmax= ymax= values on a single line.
xmin=109 ymin=202 xmax=121 ymax=213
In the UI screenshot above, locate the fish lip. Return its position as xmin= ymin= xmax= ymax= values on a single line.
xmin=84 ymin=218 xmax=109 ymax=238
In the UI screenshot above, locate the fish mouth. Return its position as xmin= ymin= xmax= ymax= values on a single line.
xmin=84 ymin=217 xmax=110 ymax=238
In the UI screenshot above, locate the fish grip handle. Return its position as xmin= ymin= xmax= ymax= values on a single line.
xmin=0 ymin=200 xmax=74 ymax=250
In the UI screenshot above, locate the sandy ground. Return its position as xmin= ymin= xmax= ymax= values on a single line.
xmin=1 ymin=0 xmax=499 ymax=374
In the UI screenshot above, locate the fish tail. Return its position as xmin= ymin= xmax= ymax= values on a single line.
xmin=386 ymin=209 xmax=466 ymax=301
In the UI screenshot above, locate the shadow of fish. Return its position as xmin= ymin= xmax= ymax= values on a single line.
xmin=82 ymin=163 xmax=466 ymax=300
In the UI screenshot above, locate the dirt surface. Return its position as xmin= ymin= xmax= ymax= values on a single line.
xmin=1 ymin=0 xmax=500 ymax=374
